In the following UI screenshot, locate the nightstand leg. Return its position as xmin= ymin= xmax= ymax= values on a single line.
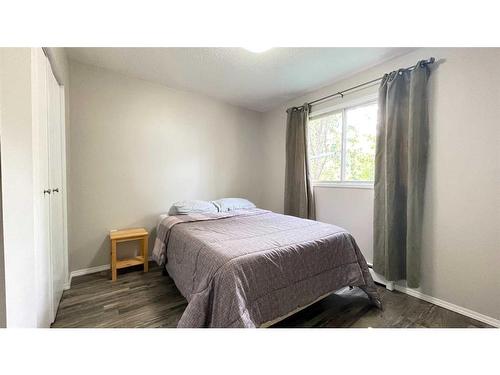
xmin=143 ymin=235 xmax=149 ymax=273
xmin=111 ymin=239 xmax=117 ymax=281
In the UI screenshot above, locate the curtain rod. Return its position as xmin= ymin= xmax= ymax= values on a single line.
xmin=290 ymin=57 xmax=436 ymax=110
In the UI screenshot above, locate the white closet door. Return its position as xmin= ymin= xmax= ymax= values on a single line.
xmin=47 ymin=62 xmax=65 ymax=319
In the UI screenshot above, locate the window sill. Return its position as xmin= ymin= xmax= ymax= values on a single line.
xmin=312 ymin=182 xmax=374 ymax=190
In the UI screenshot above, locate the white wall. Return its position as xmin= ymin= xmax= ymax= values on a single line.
xmin=0 ymin=162 xmax=4 ymax=328
xmin=68 ymin=61 xmax=264 ymax=272
xmin=0 ymin=62 xmax=5 ymax=327
xmin=261 ymin=48 xmax=500 ymax=321
xmin=0 ymin=48 xmax=37 ymax=327
xmin=315 ymin=187 xmax=374 ymax=262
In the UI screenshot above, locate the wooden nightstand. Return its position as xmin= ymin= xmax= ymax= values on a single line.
xmin=109 ymin=228 xmax=149 ymax=281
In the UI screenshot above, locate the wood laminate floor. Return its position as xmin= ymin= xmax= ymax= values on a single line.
xmin=52 ymin=263 xmax=491 ymax=328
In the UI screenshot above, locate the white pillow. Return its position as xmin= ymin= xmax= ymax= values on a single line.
xmin=212 ymin=198 xmax=256 ymax=212
xmin=168 ymin=200 xmax=218 ymax=215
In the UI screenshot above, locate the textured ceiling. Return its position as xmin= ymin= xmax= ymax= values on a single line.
xmin=66 ymin=47 xmax=414 ymax=112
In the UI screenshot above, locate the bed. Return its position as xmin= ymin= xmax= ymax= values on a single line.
xmin=152 ymin=208 xmax=381 ymax=328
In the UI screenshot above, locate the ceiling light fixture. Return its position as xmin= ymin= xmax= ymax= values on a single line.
xmin=243 ymin=46 xmax=272 ymax=53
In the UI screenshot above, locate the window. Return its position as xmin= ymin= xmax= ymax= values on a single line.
xmin=308 ymin=97 xmax=378 ymax=186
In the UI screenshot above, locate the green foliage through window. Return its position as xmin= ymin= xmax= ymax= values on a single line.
xmin=308 ymin=111 xmax=342 ymax=181
xmin=308 ymin=101 xmax=377 ymax=183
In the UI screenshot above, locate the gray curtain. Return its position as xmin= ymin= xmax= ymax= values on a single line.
xmin=284 ymin=104 xmax=315 ymax=220
xmin=373 ymin=61 xmax=431 ymax=288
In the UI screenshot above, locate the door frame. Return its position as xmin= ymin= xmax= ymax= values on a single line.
xmin=59 ymin=85 xmax=69 ymax=295
xmin=31 ymin=48 xmax=51 ymax=327
xmin=31 ymin=48 xmax=69 ymax=325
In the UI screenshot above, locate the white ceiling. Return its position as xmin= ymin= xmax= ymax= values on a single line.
xmin=66 ymin=47 xmax=414 ymax=112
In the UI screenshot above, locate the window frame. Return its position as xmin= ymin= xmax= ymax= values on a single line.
xmin=308 ymin=93 xmax=378 ymax=189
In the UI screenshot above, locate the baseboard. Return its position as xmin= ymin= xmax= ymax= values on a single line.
xmin=67 ymin=264 xmax=111 ymax=289
xmin=71 ymin=263 xmax=111 ymax=278
xmin=368 ymin=266 xmax=500 ymax=328
xmin=67 ymin=258 xmax=153 ymax=289
xmin=394 ymin=284 xmax=500 ymax=328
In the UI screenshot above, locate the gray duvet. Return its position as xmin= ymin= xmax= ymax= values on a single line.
xmin=152 ymin=208 xmax=381 ymax=328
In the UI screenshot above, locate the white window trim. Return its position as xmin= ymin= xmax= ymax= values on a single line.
xmin=308 ymin=93 xmax=378 ymax=189
xmin=313 ymin=181 xmax=374 ymax=189
xmin=309 ymin=93 xmax=378 ymax=119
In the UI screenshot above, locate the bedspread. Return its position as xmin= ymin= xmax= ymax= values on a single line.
xmin=153 ymin=208 xmax=381 ymax=327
